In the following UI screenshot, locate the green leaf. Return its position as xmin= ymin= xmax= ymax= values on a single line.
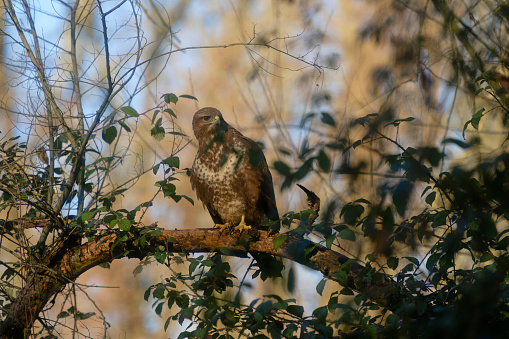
xmin=106 ymin=218 xmax=120 ymax=230
xmin=316 ymin=279 xmax=326 ymax=296
xmin=162 ymin=93 xmax=178 ymax=104
xmin=1 ymin=268 xmax=15 ymax=281
xmin=386 ymin=313 xmax=401 ymax=325
xmin=176 ymin=294 xmax=190 ymax=309
xmin=293 ymin=160 xmax=313 ymax=180
xmin=471 ymin=108 xmax=485 ymax=130
xmin=161 ymin=183 xmax=177 ymax=197
xmin=189 ymin=259 xmax=200 ymax=275
xmin=340 ymin=203 xmax=364 ymax=225
xmin=253 ymin=311 xmax=263 ymax=322
xmin=316 ymin=149 xmax=331 ymax=172
xmin=57 ymin=311 xmax=70 ymax=319
xmin=102 ymin=126 xmax=117 ymax=144
xmin=77 ymin=312 xmax=96 ymax=321
xmin=164 ymin=317 xmax=171 ymax=331
xmin=463 ymin=108 xmax=485 ymax=137
xmin=405 ymin=256 xmax=420 ymax=267
xmin=75 ymin=311 xmax=95 ymax=322
xmin=163 ymin=156 xmax=180 ymax=169
xmin=181 ymin=195 xmax=194 ymax=206
xmin=171 ymin=195 xmax=182 ymax=203
xmin=365 ymin=324 xmax=378 ymax=337
xmin=179 ymin=94 xmax=198 ymax=101
xmin=133 ymin=265 xmax=143 ymax=277
xmin=283 ymin=324 xmax=298 ymax=338
xmin=121 ymin=106 xmax=139 ymax=117
xmin=351 ymin=139 xmax=362 ymax=149
xmin=325 ymin=235 xmax=335 ymax=248
xmin=273 ymin=161 xmax=291 ymax=176
xmin=387 ymin=257 xmax=399 ymax=270
xmin=421 ymin=185 xmax=432 ymax=197
xmin=425 ymin=191 xmax=436 ymax=205
xmin=118 ymin=218 xmax=131 ymax=231
xmin=153 ymin=163 xmax=160 ymax=175
xmin=118 ymin=120 xmax=131 ymax=133
xmin=442 ymin=138 xmax=470 ymax=149
xmin=153 ymin=286 xmax=165 ymax=299
xmin=76 ymin=312 xmax=95 ymax=320
xmin=164 ymin=108 xmax=176 ymax=118
xmin=403 ymin=147 xmax=416 ymax=157
xmin=273 ymin=234 xmax=288 ymax=250
xmin=338 ymin=228 xmax=355 ymax=241
xmin=393 ymin=180 xmax=413 ymax=216
xmin=321 ymin=112 xmax=337 ymax=127
xmin=480 ymin=252 xmax=494 ymax=262
xmin=152 ymin=110 xmax=160 ymax=124
xmin=354 ymin=113 xmax=378 ymax=126
xmin=80 ymin=211 xmax=96 ymax=222
xmin=426 ymin=253 xmax=440 ymax=271
xmin=151 ymin=126 xmax=165 ymax=141
xmin=167 ymin=131 xmax=187 ymax=137
xmin=312 ymin=306 xmax=328 ymax=322
xmin=155 ymin=302 xmax=164 ymax=316
xmin=340 ymin=287 xmax=354 ymax=295
xmin=286 ymin=305 xmax=304 ymax=318
xmin=431 ymin=210 xmax=447 ymax=228
xmin=304 ymin=243 xmax=319 ymax=257
xmin=300 ymin=138 xmax=311 ymax=159
xmin=144 ymin=287 xmax=152 ymax=301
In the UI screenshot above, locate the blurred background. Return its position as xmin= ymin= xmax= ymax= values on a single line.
xmin=0 ymin=0 xmax=507 ymax=337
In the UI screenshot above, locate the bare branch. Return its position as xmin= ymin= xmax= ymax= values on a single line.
xmin=3 ymin=0 xmax=80 ymax=152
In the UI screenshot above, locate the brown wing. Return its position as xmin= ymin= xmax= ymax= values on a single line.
xmin=258 ymin=155 xmax=279 ymax=222
xmin=233 ymin=132 xmax=279 ymax=227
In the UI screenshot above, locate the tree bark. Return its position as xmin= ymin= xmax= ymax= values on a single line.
xmin=0 ymin=228 xmax=400 ymax=338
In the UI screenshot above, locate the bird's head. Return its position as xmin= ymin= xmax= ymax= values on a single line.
xmin=192 ymin=107 xmax=228 ymax=140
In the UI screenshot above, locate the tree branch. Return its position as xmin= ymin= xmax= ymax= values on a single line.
xmin=0 ymin=226 xmax=402 ymax=338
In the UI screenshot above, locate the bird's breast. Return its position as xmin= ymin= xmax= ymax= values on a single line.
xmin=193 ymin=144 xmax=244 ymax=182
xmin=191 ymin=144 xmax=250 ymax=224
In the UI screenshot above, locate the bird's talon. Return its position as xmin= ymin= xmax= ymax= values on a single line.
xmin=233 ymin=215 xmax=251 ymax=234
xmin=233 ymin=224 xmax=252 ymax=234
xmin=214 ymin=223 xmax=231 ymax=234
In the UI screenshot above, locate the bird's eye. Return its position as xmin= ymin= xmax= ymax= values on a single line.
xmin=203 ymin=116 xmax=211 ymax=121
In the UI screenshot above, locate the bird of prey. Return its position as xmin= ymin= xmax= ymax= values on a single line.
xmin=190 ymin=107 xmax=279 ymax=233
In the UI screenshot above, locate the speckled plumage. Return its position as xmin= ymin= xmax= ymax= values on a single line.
xmin=190 ymin=107 xmax=278 ymax=229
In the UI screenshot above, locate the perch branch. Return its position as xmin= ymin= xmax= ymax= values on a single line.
xmin=0 ymin=226 xmax=401 ymax=338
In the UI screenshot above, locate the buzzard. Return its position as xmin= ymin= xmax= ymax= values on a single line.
xmin=190 ymin=107 xmax=279 ymax=233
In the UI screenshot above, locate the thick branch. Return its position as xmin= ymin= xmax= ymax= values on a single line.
xmin=0 ymin=228 xmax=401 ymax=338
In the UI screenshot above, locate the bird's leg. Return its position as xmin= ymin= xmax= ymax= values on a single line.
xmin=214 ymin=222 xmax=231 ymax=234
xmin=233 ymin=215 xmax=252 ymax=234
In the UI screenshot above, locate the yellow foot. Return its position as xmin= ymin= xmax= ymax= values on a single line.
xmin=214 ymin=222 xmax=231 ymax=234
xmin=233 ymin=215 xmax=252 ymax=234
